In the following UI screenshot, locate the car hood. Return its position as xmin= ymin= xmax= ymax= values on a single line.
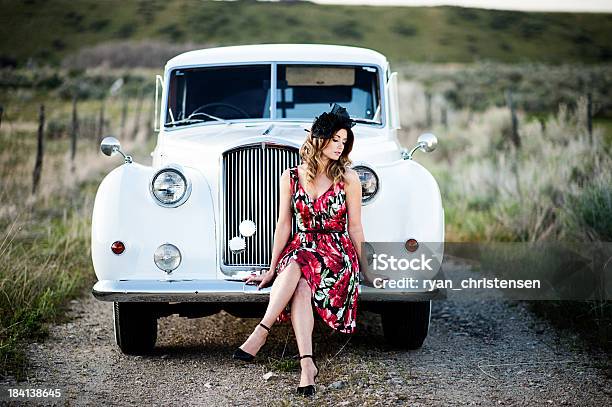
xmin=156 ymin=122 xmax=401 ymax=172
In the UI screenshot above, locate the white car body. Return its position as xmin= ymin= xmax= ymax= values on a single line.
xmin=91 ymin=44 xmax=444 ymax=353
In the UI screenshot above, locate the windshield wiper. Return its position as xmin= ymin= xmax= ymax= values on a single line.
xmin=187 ymin=112 xmax=229 ymax=124
xmin=165 ymin=110 xmax=231 ymax=127
xmin=165 ymin=118 xmax=208 ymax=127
xmin=351 ymin=118 xmax=380 ymax=125
xmin=165 ymin=113 xmax=231 ymax=127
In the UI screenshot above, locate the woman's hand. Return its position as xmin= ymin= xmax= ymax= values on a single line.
xmin=243 ymin=269 xmax=276 ymax=290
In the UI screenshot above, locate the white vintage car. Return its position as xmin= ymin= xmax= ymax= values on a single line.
xmin=91 ymin=44 xmax=444 ymax=355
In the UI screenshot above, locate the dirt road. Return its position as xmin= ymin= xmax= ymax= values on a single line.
xmin=4 ymin=262 xmax=611 ymax=406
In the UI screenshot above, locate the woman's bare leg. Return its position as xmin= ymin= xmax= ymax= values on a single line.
xmin=291 ymin=277 xmax=318 ymax=386
xmin=239 ymin=260 xmax=302 ymax=356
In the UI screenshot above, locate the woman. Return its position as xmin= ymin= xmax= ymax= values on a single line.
xmin=232 ymin=103 xmax=365 ymax=396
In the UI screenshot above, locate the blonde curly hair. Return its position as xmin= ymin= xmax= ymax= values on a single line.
xmin=299 ymin=127 xmax=354 ymax=185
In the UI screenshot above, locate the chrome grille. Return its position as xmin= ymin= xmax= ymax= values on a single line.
xmin=223 ymin=143 xmax=300 ymax=267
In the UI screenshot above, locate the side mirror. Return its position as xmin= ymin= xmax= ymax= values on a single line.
xmin=100 ymin=136 xmax=132 ymax=164
xmin=402 ymin=133 xmax=438 ymax=160
xmin=417 ymin=133 xmax=438 ymax=153
xmin=100 ymin=136 xmax=121 ymax=156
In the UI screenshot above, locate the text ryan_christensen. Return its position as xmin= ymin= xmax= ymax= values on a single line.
xmin=370 ymin=253 xmax=542 ymax=291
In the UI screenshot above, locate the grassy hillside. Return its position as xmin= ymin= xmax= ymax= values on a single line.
xmin=0 ymin=0 xmax=611 ymax=66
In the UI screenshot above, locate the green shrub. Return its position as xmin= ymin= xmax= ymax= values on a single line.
xmin=564 ymin=180 xmax=612 ymax=241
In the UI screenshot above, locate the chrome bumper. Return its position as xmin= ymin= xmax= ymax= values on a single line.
xmin=92 ymin=279 xmax=441 ymax=302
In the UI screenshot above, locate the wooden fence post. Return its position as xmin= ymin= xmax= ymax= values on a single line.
xmin=32 ymin=104 xmax=45 ymax=195
xmin=587 ymin=92 xmax=593 ymax=137
xmin=97 ymin=99 xmax=105 ymax=145
xmin=425 ymin=91 xmax=432 ymax=128
xmin=505 ymin=89 xmax=521 ymax=149
xmin=147 ymin=93 xmax=154 ymax=141
xmin=84 ymin=115 xmax=95 ymax=141
xmin=441 ymin=105 xmax=448 ymax=129
xmin=133 ymin=88 xmax=145 ymax=141
xmin=120 ymin=96 xmax=128 ymax=139
xmin=71 ymin=95 xmax=78 ymax=172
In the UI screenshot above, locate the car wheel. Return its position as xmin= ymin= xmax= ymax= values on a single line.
xmin=381 ymin=301 xmax=431 ymax=350
xmin=113 ymin=302 xmax=158 ymax=355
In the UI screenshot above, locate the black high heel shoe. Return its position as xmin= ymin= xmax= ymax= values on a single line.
xmin=296 ymin=354 xmax=319 ymax=397
xmin=232 ymin=322 xmax=271 ymax=362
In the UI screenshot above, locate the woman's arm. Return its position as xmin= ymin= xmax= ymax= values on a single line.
xmin=344 ymin=169 xmax=365 ymax=262
xmin=268 ymin=169 xmax=294 ymax=274
xmin=244 ymin=168 xmax=293 ymax=288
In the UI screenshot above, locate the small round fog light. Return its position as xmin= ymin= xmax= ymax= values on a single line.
xmin=154 ymin=244 xmax=181 ymax=273
xmin=239 ymin=220 xmax=256 ymax=237
xmin=229 ymin=236 xmax=246 ymax=254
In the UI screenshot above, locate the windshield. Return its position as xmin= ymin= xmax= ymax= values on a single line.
xmin=164 ymin=63 xmax=382 ymax=127
xmin=165 ymin=65 xmax=271 ymax=126
xmin=276 ymin=64 xmax=381 ymax=124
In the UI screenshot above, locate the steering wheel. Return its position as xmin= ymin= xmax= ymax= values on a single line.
xmin=190 ymin=102 xmax=251 ymax=119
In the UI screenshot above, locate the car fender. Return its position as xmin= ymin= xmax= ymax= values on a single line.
xmin=91 ymin=163 xmax=216 ymax=281
xmin=360 ymin=159 xmax=444 ymax=266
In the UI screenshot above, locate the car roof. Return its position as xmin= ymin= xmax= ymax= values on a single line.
xmin=165 ymin=43 xmax=389 ymax=70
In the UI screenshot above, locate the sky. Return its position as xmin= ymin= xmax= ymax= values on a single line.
xmin=299 ymin=0 xmax=612 ymax=13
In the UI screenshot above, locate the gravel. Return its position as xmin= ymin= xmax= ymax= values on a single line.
xmin=2 ymin=261 xmax=611 ymax=406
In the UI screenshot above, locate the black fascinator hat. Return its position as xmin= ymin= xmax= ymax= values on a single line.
xmin=306 ymin=103 xmax=356 ymax=139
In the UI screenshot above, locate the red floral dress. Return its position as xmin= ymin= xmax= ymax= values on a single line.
xmin=273 ymin=166 xmax=360 ymax=334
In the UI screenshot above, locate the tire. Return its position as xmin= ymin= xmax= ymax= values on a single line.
xmin=381 ymin=301 xmax=431 ymax=350
xmin=223 ymin=303 xmax=267 ymax=319
xmin=113 ymin=302 xmax=158 ymax=355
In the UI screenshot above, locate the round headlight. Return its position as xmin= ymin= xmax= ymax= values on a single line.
xmin=151 ymin=167 xmax=190 ymax=207
xmin=354 ymin=166 xmax=379 ymax=204
xmin=154 ymin=243 xmax=182 ymax=273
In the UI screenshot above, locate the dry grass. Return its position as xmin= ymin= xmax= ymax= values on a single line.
xmin=0 ymin=83 xmax=153 ymax=379
xmin=395 ymin=79 xmax=612 ymax=353
xmin=397 ymin=79 xmax=611 ymax=243
xmin=61 ymin=40 xmax=215 ymax=70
